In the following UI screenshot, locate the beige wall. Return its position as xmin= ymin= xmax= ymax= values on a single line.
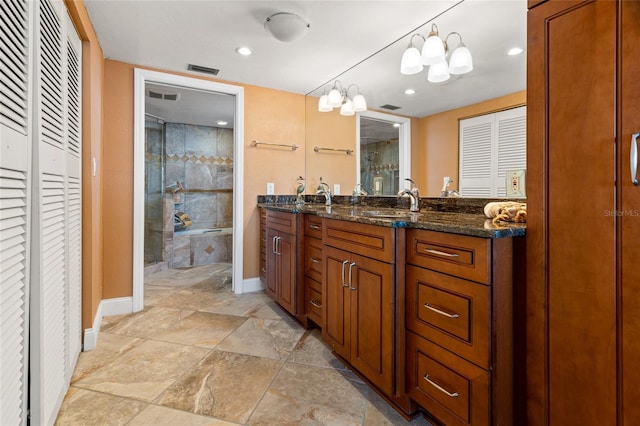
xmin=66 ymin=0 xmax=104 ymax=330
xmin=305 ymin=96 xmax=357 ymax=191
xmin=417 ymin=91 xmax=527 ymax=196
xmin=102 ymin=60 xmax=305 ymax=298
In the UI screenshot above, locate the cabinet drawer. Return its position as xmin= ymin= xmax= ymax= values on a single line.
xmin=305 ymin=214 xmax=323 ymax=239
xmin=266 ymin=209 xmax=297 ymax=234
xmin=407 ymin=331 xmax=489 ymax=426
xmin=406 ymin=266 xmax=490 ymax=368
xmin=407 ymin=229 xmax=491 ymax=284
xmin=323 ymin=218 xmax=395 ymax=263
xmin=305 ymin=277 xmax=323 ymax=325
xmin=305 ymin=237 xmax=323 ymax=282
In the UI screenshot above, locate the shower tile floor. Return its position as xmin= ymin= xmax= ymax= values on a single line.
xmin=56 ymin=264 xmax=433 ymax=426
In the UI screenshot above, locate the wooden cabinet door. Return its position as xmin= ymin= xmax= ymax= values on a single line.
xmin=265 ymin=228 xmax=278 ymax=299
xmin=322 ymin=245 xmax=351 ymax=360
xmin=276 ymin=232 xmax=296 ymax=315
xmin=527 ymin=1 xmax=617 ymax=424
xmin=349 ymin=252 xmax=394 ymax=396
xmin=620 ymin=2 xmax=640 ymax=424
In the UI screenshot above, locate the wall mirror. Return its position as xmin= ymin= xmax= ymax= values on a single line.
xmin=304 ymin=0 xmax=527 ymax=197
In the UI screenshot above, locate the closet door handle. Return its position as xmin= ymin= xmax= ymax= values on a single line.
xmin=424 ymin=248 xmax=459 ymax=258
xmin=632 ymin=132 xmax=639 ymax=186
xmin=424 ymin=303 xmax=460 ymax=319
xmin=348 ymin=262 xmax=356 ymax=291
xmin=341 ymin=260 xmax=350 ymax=287
xmin=423 ymin=374 xmax=459 ymax=398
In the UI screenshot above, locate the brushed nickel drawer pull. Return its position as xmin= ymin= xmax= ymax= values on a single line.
xmin=310 ymin=299 xmax=322 ymax=308
xmin=349 ymin=262 xmax=357 ymax=291
xmin=632 ymin=132 xmax=639 ymax=186
xmin=310 ymin=257 xmax=321 ymax=264
xmin=341 ymin=260 xmax=350 ymax=287
xmin=423 ymin=374 xmax=459 ymax=398
xmin=309 ymin=224 xmax=322 ymax=230
xmin=424 ymin=248 xmax=459 ymax=258
xmin=424 ymin=303 xmax=460 ymax=319
xmin=261 ymin=267 xmax=266 ymax=273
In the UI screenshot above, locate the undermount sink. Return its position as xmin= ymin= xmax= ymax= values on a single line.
xmin=359 ymin=210 xmax=421 ymax=219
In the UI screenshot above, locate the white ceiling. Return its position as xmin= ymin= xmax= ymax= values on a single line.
xmin=85 ymin=0 xmax=526 ymax=126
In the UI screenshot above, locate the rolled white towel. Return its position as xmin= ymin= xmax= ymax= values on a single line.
xmin=484 ymin=202 xmax=527 ymax=224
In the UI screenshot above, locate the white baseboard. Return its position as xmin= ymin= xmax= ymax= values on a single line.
xmin=82 ymin=297 xmax=133 ymax=351
xmin=240 ymin=276 xmax=265 ymax=294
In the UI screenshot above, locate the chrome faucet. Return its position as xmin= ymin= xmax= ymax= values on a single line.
xmin=316 ymin=182 xmax=332 ymax=206
xmin=398 ymin=178 xmax=420 ymax=212
xmin=441 ymin=178 xmax=461 ymax=198
xmin=352 ymin=183 xmax=368 ymax=197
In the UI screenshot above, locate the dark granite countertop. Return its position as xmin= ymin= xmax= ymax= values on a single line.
xmin=258 ymin=202 xmax=526 ymax=239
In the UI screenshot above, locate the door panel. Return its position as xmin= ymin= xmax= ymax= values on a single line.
xmin=322 ymin=245 xmax=350 ymax=360
xmin=349 ymin=252 xmax=394 ymax=395
xmin=277 ymin=232 xmax=296 ymax=314
xmin=620 ymin=1 xmax=640 ymax=424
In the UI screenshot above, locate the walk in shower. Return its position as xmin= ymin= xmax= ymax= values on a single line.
xmin=144 ymin=82 xmax=235 ymax=271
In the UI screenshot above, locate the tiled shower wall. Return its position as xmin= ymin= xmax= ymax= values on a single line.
xmin=144 ymin=121 xmax=164 ymax=265
xmin=145 ymin=122 xmax=234 ymax=269
xmin=360 ymin=139 xmax=399 ymax=195
xmin=165 ymin=123 xmax=234 ymax=229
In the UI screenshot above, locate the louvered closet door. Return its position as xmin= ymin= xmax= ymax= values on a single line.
xmin=30 ymin=0 xmax=82 ymax=424
xmin=0 ymin=0 xmax=31 ymax=425
xmin=65 ymin=11 xmax=82 ymax=376
xmin=459 ymin=106 xmax=526 ymax=197
xmin=459 ymin=113 xmax=495 ymax=197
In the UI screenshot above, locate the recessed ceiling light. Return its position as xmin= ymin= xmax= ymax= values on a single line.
xmin=236 ymin=47 xmax=252 ymax=56
xmin=216 ymin=120 xmax=228 ymax=126
xmin=507 ymin=47 xmax=524 ymax=56
xmin=405 ymin=89 xmax=416 ymax=95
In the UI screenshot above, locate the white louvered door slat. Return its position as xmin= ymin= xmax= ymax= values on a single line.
xmin=0 ymin=0 xmax=30 ymax=424
xmin=65 ymin=9 xmax=82 ymax=372
xmin=459 ymin=106 xmax=526 ymax=197
xmin=459 ymin=114 xmax=494 ymax=196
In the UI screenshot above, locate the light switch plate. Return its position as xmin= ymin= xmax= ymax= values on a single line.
xmin=266 ymin=182 xmax=275 ymax=195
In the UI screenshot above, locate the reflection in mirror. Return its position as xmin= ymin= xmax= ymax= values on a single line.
xmin=305 ymin=0 xmax=527 ymax=197
xmin=357 ymin=111 xmax=411 ymax=196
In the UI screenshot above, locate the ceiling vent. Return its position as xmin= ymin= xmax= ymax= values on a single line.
xmin=146 ymin=90 xmax=180 ymax=101
xmin=187 ymin=64 xmax=220 ymax=76
xmin=379 ymin=104 xmax=401 ymax=111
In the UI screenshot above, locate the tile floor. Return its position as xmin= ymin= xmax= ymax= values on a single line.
xmin=56 ymin=264 xmax=432 ymax=425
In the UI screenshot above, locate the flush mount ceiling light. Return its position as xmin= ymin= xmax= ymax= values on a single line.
xmin=317 ymin=80 xmax=367 ymax=116
xmin=264 ymin=12 xmax=310 ymax=42
xmin=400 ymin=23 xmax=473 ymax=83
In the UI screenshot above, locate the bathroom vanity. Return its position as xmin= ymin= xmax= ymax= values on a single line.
xmin=259 ymin=198 xmax=525 ymax=425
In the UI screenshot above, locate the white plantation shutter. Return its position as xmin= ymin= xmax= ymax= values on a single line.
xmin=459 ymin=106 xmax=526 ymax=197
xmin=30 ymin=1 xmax=83 ymax=424
xmin=0 ymin=0 xmax=31 ymax=424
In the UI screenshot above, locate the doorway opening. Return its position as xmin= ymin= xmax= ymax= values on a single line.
xmin=133 ymin=69 xmax=245 ymax=312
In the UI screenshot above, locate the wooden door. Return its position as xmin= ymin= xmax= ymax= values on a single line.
xmin=276 ymin=231 xmax=296 ymax=315
xmin=527 ymin=1 xmax=617 ymax=424
xmin=620 ymin=1 xmax=640 ymax=424
xmin=349 ymin=252 xmax=394 ymax=395
xmin=265 ymin=228 xmax=278 ymax=299
xmin=322 ymin=245 xmax=350 ymax=360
